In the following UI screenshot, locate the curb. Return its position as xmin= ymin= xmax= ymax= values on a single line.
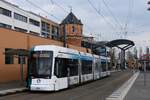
xmin=0 ymin=87 xmax=28 ymax=96
xmin=106 ymin=72 xmax=139 ymax=100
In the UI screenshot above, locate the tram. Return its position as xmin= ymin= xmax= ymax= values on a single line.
xmin=27 ymin=45 xmax=110 ymax=91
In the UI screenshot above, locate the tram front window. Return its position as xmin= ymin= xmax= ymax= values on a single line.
xmin=30 ymin=51 xmax=53 ymax=78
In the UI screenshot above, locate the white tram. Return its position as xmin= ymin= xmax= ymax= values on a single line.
xmin=27 ymin=45 xmax=110 ymax=91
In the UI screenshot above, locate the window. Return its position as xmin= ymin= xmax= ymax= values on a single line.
xmin=30 ymin=51 xmax=53 ymax=78
xmin=54 ymin=58 xmax=68 ymax=78
xmin=81 ymin=60 xmax=92 ymax=74
xmin=0 ymin=23 xmax=11 ymax=29
xmin=14 ymin=13 xmax=27 ymax=23
xmin=72 ymin=25 xmax=76 ymax=33
xmin=101 ymin=62 xmax=107 ymax=72
xmin=67 ymin=59 xmax=78 ymax=76
xmin=29 ymin=18 xmax=40 ymax=26
xmin=5 ymin=48 xmax=14 ymax=64
xmin=0 ymin=7 xmax=11 ymax=17
xmin=108 ymin=62 xmax=111 ymax=70
xmin=52 ymin=26 xmax=58 ymax=33
xmin=41 ymin=21 xmax=50 ymax=38
xmin=18 ymin=56 xmax=26 ymax=64
xmin=52 ymin=25 xmax=59 ymax=39
xmin=54 ymin=58 xmax=79 ymax=78
xmin=41 ymin=21 xmax=50 ymax=32
xmin=95 ymin=60 xmax=100 ymax=73
xmin=41 ymin=32 xmax=50 ymax=38
xmin=14 ymin=27 xmax=27 ymax=33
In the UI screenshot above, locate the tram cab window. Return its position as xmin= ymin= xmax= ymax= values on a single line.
xmin=81 ymin=60 xmax=92 ymax=75
xmin=30 ymin=51 xmax=53 ymax=78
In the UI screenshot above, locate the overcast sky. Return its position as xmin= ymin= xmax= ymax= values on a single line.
xmin=6 ymin=0 xmax=150 ymax=48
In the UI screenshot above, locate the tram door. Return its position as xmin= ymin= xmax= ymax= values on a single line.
xmin=67 ymin=67 xmax=70 ymax=86
xmin=78 ymin=60 xmax=82 ymax=84
xmin=54 ymin=58 xmax=68 ymax=90
xmin=99 ymin=60 xmax=102 ymax=78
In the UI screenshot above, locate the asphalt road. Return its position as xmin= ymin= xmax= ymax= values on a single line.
xmin=0 ymin=71 xmax=132 ymax=100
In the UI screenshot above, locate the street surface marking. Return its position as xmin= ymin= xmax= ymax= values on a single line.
xmin=106 ymin=72 xmax=139 ymax=100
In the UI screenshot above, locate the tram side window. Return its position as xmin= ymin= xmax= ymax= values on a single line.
xmin=95 ymin=61 xmax=99 ymax=73
xmin=54 ymin=58 xmax=68 ymax=78
xmin=108 ymin=62 xmax=111 ymax=70
xmin=67 ymin=59 xmax=78 ymax=76
xmin=81 ymin=60 xmax=92 ymax=75
xmin=101 ymin=62 xmax=106 ymax=72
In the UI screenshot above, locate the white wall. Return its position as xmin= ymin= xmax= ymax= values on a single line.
xmin=0 ymin=0 xmax=41 ymax=34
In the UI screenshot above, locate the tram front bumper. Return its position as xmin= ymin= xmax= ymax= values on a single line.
xmin=30 ymin=84 xmax=55 ymax=91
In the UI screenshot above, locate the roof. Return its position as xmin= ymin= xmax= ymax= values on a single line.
xmin=61 ymin=12 xmax=83 ymax=25
xmin=106 ymin=39 xmax=134 ymax=47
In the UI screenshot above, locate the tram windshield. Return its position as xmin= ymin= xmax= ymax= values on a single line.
xmin=30 ymin=51 xmax=53 ymax=78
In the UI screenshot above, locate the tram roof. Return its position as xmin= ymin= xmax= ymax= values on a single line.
xmin=33 ymin=45 xmax=79 ymax=53
xmin=32 ymin=45 xmax=106 ymax=59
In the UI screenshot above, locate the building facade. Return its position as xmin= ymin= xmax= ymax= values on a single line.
xmin=0 ymin=0 xmax=93 ymax=83
xmin=0 ymin=28 xmax=90 ymax=83
xmin=0 ymin=0 xmax=59 ymax=39
xmin=60 ymin=12 xmax=83 ymax=46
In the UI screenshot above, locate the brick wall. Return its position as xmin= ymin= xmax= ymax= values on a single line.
xmin=60 ymin=24 xmax=82 ymax=46
xmin=0 ymin=28 xmax=89 ymax=83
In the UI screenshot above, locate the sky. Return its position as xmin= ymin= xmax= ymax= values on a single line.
xmin=6 ymin=0 xmax=150 ymax=50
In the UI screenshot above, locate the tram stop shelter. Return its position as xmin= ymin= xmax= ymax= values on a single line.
xmin=106 ymin=39 xmax=135 ymax=69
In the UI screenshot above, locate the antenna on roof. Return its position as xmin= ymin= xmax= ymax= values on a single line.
xmin=68 ymin=5 xmax=72 ymax=12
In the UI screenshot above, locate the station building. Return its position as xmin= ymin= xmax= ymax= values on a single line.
xmin=0 ymin=0 xmax=89 ymax=83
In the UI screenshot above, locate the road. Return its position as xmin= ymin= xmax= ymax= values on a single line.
xmin=0 ymin=71 xmax=132 ymax=100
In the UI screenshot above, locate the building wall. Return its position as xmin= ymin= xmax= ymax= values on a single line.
xmin=60 ymin=24 xmax=83 ymax=46
xmin=40 ymin=17 xmax=60 ymax=39
xmin=0 ymin=28 xmax=88 ymax=83
xmin=0 ymin=0 xmax=41 ymax=34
